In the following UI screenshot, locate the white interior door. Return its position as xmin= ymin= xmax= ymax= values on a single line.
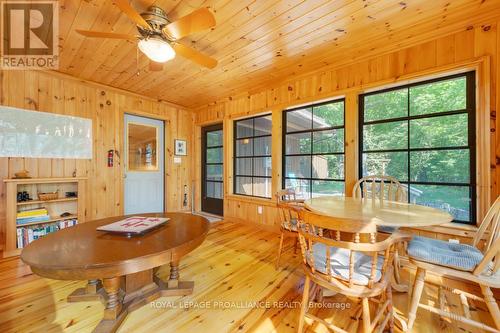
xmin=124 ymin=114 xmax=164 ymax=214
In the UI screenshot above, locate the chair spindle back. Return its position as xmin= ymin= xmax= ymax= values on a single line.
xmin=472 ymin=196 xmax=500 ymax=276
xmin=353 ymin=175 xmax=406 ymax=202
xmin=276 ymin=189 xmax=302 ymax=231
xmin=297 ymin=210 xmax=405 ymax=289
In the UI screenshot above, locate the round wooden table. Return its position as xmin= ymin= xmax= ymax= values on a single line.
xmin=304 ymin=196 xmax=453 ymax=291
xmin=304 ymin=196 xmax=453 ymax=228
xmin=21 ymin=212 xmax=210 ymax=333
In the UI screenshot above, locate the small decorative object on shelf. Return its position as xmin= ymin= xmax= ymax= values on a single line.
xmin=174 ymin=139 xmax=187 ymax=156
xmin=17 ymin=191 xmax=32 ymax=202
xmin=65 ymin=191 xmax=78 ymax=198
xmin=37 ymin=191 xmax=58 ymax=201
xmin=13 ymin=170 xmax=31 ymax=179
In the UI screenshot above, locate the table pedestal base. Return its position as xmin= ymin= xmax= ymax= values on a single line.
xmin=68 ymin=262 xmax=193 ymax=333
xmin=67 ymin=279 xmax=108 ymax=305
xmin=154 ymin=277 xmax=194 ymax=297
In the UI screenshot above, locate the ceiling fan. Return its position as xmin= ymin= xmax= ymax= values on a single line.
xmin=76 ymin=0 xmax=217 ymax=70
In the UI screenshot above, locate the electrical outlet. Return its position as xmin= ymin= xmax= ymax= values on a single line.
xmin=257 ymin=206 xmax=263 ymax=214
xmin=449 ymin=239 xmax=460 ymax=244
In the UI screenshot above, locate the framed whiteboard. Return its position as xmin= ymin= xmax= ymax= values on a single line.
xmin=0 ymin=106 xmax=92 ymax=159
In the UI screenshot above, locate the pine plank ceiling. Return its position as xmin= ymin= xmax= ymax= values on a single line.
xmin=58 ymin=0 xmax=500 ymax=108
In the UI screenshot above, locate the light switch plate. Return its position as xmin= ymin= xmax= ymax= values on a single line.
xmin=173 ymin=157 xmax=182 ymax=164
xmin=257 ymin=206 xmax=263 ymax=214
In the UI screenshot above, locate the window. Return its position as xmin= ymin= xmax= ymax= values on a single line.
xmin=204 ymin=127 xmax=223 ymax=200
xmin=234 ymin=114 xmax=272 ymax=198
xmin=359 ymin=72 xmax=476 ymax=223
xmin=283 ymin=99 xmax=345 ymax=199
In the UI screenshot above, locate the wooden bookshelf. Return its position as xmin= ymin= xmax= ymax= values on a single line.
xmin=3 ymin=177 xmax=86 ymax=258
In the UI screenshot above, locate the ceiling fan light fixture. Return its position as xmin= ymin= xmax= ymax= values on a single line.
xmin=138 ymin=37 xmax=175 ymax=63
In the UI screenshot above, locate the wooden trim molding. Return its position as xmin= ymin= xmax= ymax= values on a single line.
xmin=271 ymin=108 xmax=282 ymax=196
xmin=225 ymin=194 xmax=275 ymax=207
xmin=344 ymin=92 xmax=358 ymax=196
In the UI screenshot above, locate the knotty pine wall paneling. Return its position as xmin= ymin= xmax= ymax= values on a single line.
xmin=194 ymin=23 xmax=499 ymax=239
xmin=0 ymin=70 xmax=195 ymax=248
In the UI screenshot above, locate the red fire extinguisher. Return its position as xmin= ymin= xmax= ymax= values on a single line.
xmin=107 ymin=150 xmax=114 ymax=167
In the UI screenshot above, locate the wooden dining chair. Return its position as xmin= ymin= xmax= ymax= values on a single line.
xmin=297 ymin=210 xmax=411 ymax=333
xmin=407 ymin=196 xmax=500 ymax=332
xmin=352 ymin=175 xmax=407 ymax=203
xmin=275 ymin=189 xmax=304 ymax=269
xmin=353 ymin=175 xmax=408 ymax=291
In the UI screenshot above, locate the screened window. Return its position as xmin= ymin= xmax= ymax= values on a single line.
xmin=234 ymin=114 xmax=272 ymax=198
xmin=283 ymin=99 xmax=345 ymax=199
xmin=359 ymin=72 xmax=476 ymax=223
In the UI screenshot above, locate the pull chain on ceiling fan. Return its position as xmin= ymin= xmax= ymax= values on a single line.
xmin=76 ymin=0 xmax=217 ymax=70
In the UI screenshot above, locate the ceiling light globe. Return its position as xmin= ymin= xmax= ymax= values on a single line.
xmin=138 ymin=37 xmax=175 ymax=63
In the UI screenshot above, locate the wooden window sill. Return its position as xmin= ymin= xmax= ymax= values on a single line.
xmin=225 ymin=194 xmax=275 ymax=206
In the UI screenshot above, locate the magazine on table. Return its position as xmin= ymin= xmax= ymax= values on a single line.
xmin=97 ymin=216 xmax=169 ymax=236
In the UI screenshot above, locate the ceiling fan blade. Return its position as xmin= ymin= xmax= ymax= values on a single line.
xmin=149 ymin=61 xmax=163 ymax=71
xmin=162 ymin=8 xmax=215 ymax=40
xmin=76 ymin=29 xmax=137 ymax=40
xmin=114 ymin=0 xmax=151 ymax=30
xmin=172 ymin=43 xmax=217 ymax=69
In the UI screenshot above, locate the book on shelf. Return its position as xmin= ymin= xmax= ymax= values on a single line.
xmin=17 ymin=218 xmax=78 ymax=249
xmin=17 ymin=208 xmax=48 ymax=218
xmin=16 ymin=215 xmax=51 ymax=225
xmin=17 ymin=208 xmax=50 ymax=225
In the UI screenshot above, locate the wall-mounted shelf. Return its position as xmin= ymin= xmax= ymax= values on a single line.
xmin=3 ymin=177 xmax=86 ymax=258
xmin=4 ymin=177 xmax=87 ymax=184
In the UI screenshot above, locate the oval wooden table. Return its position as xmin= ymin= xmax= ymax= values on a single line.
xmin=21 ymin=212 xmax=210 ymax=333
xmin=304 ymin=196 xmax=453 ymax=291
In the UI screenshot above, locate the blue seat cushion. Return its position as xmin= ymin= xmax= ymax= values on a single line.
xmin=408 ymin=236 xmax=483 ymax=272
xmin=307 ymin=243 xmax=383 ymax=286
xmin=377 ymin=225 xmax=398 ymax=234
xmin=282 ymin=218 xmax=298 ymax=231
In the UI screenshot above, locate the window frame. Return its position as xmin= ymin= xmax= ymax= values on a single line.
xmin=282 ymin=98 xmax=346 ymax=198
xmin=202 ymin=124 xmax=224 ymax=202
xmin=358 ymin=71 xmax=477 ymax=224
xmin=233 ymin=113 xmax=273 ymax=198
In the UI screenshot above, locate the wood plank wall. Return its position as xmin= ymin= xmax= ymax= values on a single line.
xmin=193 ymin=22 xmax=499 ymax=240
xmin=0 ymin=70 xmax=195 ymax=247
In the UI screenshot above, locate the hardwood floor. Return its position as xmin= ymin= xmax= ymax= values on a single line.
xmin=0 ymin=221 xmax=497 ymax=333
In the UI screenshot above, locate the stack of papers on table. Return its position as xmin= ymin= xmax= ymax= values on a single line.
xmin=97 ymin=216 xmax=169 ymax=235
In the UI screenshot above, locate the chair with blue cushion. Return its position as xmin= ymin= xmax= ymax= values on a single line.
xmin=353 ymin=175 xmax=408 ymax=291
xmin=407 ymin=196 xmax=500 ymax=332
xmin=275 ymin=188 xmax=304 ymax=269
xmin=296 ymin=210 xmax=410 ymax=333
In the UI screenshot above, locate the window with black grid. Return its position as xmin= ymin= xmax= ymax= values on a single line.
xmin=359 ymin=72 xmax=476 ymax=224
xmin=282 ymin=99 xmax=345 ymax=199
xmin=233 ymin=114 xmax=272 ymax=198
